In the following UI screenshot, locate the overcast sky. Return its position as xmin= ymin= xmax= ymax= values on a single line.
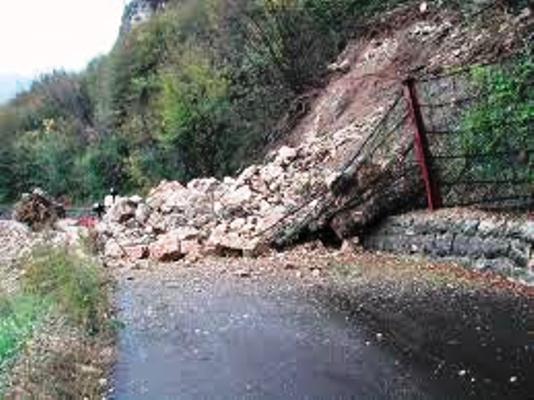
xmin=0 ymin=0 xmax=127 ymax=77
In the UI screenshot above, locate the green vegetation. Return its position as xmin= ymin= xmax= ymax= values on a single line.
xmin=23 ymin=247 xmax=109 ymax=335
xmin=0 ymin=0 xmax=529 ymax=204
xmin=0 ymin=0 xmax=412 ymax=204
xmin=459 ymin=52 xmax=533 ymax=182
xmin=0 ymin=247 xmax=109 ymax=395
xmin=0 ymin=293 xmax=44 ymax=368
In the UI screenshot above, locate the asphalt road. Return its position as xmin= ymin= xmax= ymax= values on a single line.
xmin=112 ymin=264 xmax=461 ymax=400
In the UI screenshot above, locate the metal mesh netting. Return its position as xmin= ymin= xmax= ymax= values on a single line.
xmin=416 ymin=66 xmax=533 ymax=209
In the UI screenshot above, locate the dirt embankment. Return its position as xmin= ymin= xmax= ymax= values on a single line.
xmin=285 ymin=3 xmax=532 ymax=157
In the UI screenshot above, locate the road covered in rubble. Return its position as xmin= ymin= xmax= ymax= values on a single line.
xmin=110 ymin=248 xmax=533 ymax=400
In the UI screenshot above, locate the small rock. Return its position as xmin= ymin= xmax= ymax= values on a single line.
xmin=340 ymin=239 xmax=360 ymax=254
xmin=105 ymin=198 xmax=136 ymax=224
xmin=419 ymin=1 xmax=428 ymax=14
xmin=104 ymin=195 xmax=115 ymax=208
xmin=181 ymin=239 xmax=202 ymax=257
xmin=104 ymin=241 xmax=124 ymax=259
xmin=135 ymin=203 xmax=152 ymax=224
xmin=129 ymin=195 xmax=144 ymax=204
xmin=284 ymin=262 xmax=298 ymax=270
xmin=275 ymin=146 xmax=298 ymax=167
xmin=124 ymin=245 xmax=149 ymax=261
xmin=235 ymin=268 xmax=251 ymax=278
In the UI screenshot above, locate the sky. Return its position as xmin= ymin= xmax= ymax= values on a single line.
xmin=0 ymin=0 xmax=128 ymax=101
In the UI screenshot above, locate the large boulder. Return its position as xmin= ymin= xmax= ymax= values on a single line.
xmin=147 ymin=180 xmax=186 ymax=210
xmin=206 ymin=225 xmax=264 ymax=257
xmin=149 ymin=231 xmax=184 ymax=262
xmin=105 ymin=198 xmax=137 ymax=224
xmin=13 ymin=188 xmax=65 ymax=231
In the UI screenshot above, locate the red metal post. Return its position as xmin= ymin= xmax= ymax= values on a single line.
xmin=403 ymin=78 xmax=442 ymax=211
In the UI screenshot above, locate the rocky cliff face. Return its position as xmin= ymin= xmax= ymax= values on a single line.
xmin=120 ymin=0 xmax=167 ymax=34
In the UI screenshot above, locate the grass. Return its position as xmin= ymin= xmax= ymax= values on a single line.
xmin=0 ymin=246 xmax=112 ymax=398
xmin=0 ymin=292 xmax=46 ymax=395
xmin=22 ymin=246 xmax=110 ymax=336
xmin=0 ymin=294 xmax=44 ymax=366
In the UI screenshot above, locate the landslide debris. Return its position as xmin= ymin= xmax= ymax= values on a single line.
xmin=13 ymin=189 xmax=66 ymax=231
xmin=98 ymin=3 xmax=533 ymax=264
xmin=98 ymin=141 xmax=343 ymax=262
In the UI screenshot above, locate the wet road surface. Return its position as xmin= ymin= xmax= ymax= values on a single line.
xmin=112 ymin=264 xmax=459 ymax=400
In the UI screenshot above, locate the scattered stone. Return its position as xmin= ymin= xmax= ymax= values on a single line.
xmin=274 ymin=146 xmax=298 ymax=167
xmin=135 ymin=204 xmax=152 ymax=224
xmin=181 ymin=239 xmax=202 ymax=257
xmin=235 ymin=268 xmax=251 ymax=278
xmin=327 ymin=59 xmax=351 ymax=73
xmin=124 ymin=245 xmax=149 ymax=261
xmin=340 ymin=239 xmax=360 ymax=255
xmin=104 ymin=195 xmax=115 ymax=208
xmin=419 ymin=2 xmax=428 ymax=14
xmin=104 ymin=241 xmax=124 ymax=259
xmin=105 ymin=198 xmax=136 ymax=224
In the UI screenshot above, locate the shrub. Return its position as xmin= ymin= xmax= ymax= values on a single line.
xmin=159 ymin=49 xmax=234 ymax=177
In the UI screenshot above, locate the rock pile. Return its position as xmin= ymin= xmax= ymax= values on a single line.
xmin=98 ymin=143 xmax=339 ymax=262
xmin=13 ymin=188 xmax=66 ymax=231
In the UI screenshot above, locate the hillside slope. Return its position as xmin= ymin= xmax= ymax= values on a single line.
xmin=98 ymin=3 xmax=532 ymax=263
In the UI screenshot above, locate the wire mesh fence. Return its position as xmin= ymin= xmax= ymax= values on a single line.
xmin=415 ymin=63 xmax=533 ymax=209
xmin=272 ymin=58 xmax=532 ymax=246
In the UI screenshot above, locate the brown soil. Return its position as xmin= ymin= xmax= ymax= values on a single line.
xmin=278 ymin=4 xmax=532 ymax=170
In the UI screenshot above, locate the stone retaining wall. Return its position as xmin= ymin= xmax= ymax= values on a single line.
xmin=363 ymin=210 xmax=533 ymax=283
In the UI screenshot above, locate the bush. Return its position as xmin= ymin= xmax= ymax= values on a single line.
xmin=159 ymin=49 xmax=234 ymax=177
